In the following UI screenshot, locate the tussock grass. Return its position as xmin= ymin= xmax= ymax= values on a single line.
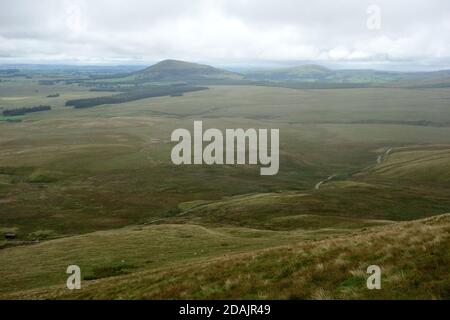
xmin=2 ymin=214 xmax=448 ymax=300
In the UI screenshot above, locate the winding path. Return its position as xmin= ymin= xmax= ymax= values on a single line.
xmin=314 ymin=174 xmax=337 ymax=190
xmin=314 ymin=147 xmax=393 ymax=190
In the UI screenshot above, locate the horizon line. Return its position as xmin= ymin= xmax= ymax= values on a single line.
xmin=1 ymin=60 xmax=450 ymax=73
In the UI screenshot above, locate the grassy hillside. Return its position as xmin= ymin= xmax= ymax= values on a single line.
xmin=0 ymin=223 xmax=328 ymax=295
xmin=356 ymin=145 xmax=450 ymax=183
xmin=162 ymin=144 xmax=450 ymax=228
xmin=135 ymin=59 xmax=243 ymax=81
xmin=2 ymin=213 xmax=448 ymax=299
xmin=169 ymin=192 xmax=395 ymax=230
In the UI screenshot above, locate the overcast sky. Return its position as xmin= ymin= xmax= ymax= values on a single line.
xmin=1 ymin=0 xmax=449 ymax=70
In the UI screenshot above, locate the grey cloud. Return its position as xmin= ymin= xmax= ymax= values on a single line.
xmin=0 ymin=0 xmax=449 ymax=68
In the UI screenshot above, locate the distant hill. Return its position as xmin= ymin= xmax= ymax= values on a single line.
xmin=245 ymin=64 xmax=333 ymax=82
xmin=75 ymin=59 xmax=450 ymax=88
xmin=244 ymin=64 xmax=450 ymax=87
xmin=244 ymin=65 xmax=404 ymax=83
xmin=135 ymin=59 xmax=243 ymax=81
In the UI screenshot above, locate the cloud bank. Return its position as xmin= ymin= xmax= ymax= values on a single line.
xmin=1 ymin=0 xmax=449 ymax=69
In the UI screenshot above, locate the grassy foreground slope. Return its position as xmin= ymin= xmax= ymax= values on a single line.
xmin=0 ymin=221 xmax=367 ymax=296
xmin=3 ymin=213 xmax=449 ymax=300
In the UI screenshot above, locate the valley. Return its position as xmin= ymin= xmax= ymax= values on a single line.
xmin=0 ymin=60 xmax=449 ymax=299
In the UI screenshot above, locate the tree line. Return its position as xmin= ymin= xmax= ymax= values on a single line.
xmin=65 ymin=85 xmax=208 ymax=109
xmin=2 ymin=105 xmax=52 ymax=116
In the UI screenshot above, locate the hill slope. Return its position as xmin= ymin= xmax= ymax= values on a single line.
xmin=167 ymin=145 xmax=450 ymax=226
xmin=355 ymin=145 xmax=450 ymax=183
xmin=136 ymin=59 xmax=243 ymax=81
xmin=4 ymin=213 xmax=449 ymax=299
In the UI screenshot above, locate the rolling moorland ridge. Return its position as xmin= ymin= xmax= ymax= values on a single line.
xmin=0 ymin=59 xmax=449 ymax=299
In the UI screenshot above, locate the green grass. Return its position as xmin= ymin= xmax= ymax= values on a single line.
xmin=2 ymin=84 xmax=450 ymax=239
xmin=357 ymin=146 xmax=450 ymax=183
xmin=0 ymin=223 xmax=340 ymax=295
xmin=1 ymin=75 xmax=450 ymax=299
xmin=170 ymin=145 xmax=450 ymax=227
xmin=2 ymin=214 xmax=448 ymax=300
xmin=83 ymin=263 xmax=136 ymax=281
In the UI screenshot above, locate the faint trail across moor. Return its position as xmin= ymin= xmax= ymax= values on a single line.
xmin=314 ymin=147 xmax=393 ymax=190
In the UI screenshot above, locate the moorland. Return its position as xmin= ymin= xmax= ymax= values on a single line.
xmin=0 ymin=60 xmax=449 ymax=299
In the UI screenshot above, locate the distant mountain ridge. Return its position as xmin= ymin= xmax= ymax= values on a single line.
xmin=129 ymin=59 xmax=450 ymax=87
xmin=244 ymin=64 xmax=450 ymax=85
xmin=136 ymin=59 xmax=243 ymax=81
